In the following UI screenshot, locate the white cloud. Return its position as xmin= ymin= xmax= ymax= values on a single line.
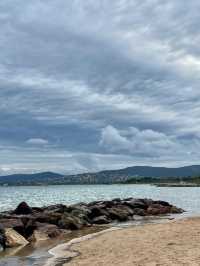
xmin=100 ymin=125 xmax=181 ymax=157
xmin=26 ymin=138 xmax=49 ymax=145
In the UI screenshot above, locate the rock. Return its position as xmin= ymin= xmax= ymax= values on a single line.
xmin=92 ymin=215 xmax=111 ymax=224
xmin=34 ymin=212 xmax=62 ymax=225
xmin=29 ymin=223 xmax=70 ymax=242
xmin=133 ymin=208 xmax=146 ymax=216
xmin=5 ymin=228 xmax=29 ymax=248
xmin=0 ymin=218 xmax=25 ymax=236
xmin=123 ymin=199 xmax=148 ymax=210
xmin=0 ymin=224 xmax=6 ymax=250
xmin=147 ymin=206 xmax=161 ymax=215
xmin=170 ymin=206 xmax=184 ymax=214
xmin=147 ymin=204 xmax=171 ymax=215
xmin=70 ymin=209 xmax=91 ymax=225
xmin=153 ymin=200 xmax=172 ymax=207
xmin=24 ymin=218 xmax=37 ymax=238
xmin=14 ymin=202 xmax=32 ymax=215
xmin=43 ymin=204 xmax=68 ymax=213
xmin=88 ymin=206 xmax=109 ymax=219
xmin=58 ymin=214 xmax=83 ymax=230
xmin=107 ymin=206 xmax=131 ymax=222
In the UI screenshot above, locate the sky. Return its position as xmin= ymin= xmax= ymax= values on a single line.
xmin=1 ymin=0 xmax=200 ymax=175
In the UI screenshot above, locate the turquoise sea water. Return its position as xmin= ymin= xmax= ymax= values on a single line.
xmin=0 ymin=184 xmax=199 ymax=216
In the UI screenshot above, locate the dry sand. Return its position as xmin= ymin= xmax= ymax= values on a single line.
xmin=64 ymin=217 xmax=200 ymax=266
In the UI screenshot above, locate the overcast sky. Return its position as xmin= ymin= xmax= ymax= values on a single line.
xmin=1 ymin=0 xmax=200 ymax=174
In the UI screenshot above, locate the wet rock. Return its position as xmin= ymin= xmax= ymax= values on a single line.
xmin=5 ymin=228 xmax=29 ymax=248
xmin=14 ymin=202 xmax=32 ymax=215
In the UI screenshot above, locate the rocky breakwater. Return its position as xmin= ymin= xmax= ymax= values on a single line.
xmin=0 ymin=199 xmax=184 ymax=251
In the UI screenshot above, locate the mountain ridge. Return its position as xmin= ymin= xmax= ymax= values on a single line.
xmin=1 ymin=165 xmax=200 ymax=185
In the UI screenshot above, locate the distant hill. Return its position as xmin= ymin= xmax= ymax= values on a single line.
xmin=62 ymin=165 xmax=200 ymax=184
xmin=1 ymin=165 xmax=200 ymax=185
xmin=0 ymin=172 xmax=64 ymax=186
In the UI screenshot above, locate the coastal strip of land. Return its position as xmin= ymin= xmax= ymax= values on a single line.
xmin=61 ymin=217 xmax=200 ymax=266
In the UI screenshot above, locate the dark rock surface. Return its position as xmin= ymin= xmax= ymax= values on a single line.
xmin=0 ymin=198 xmax=184 ymax=250
xmin=13 ymin=201 xmax=33 ymax=215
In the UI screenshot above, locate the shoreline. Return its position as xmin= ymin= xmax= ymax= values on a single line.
xmin=46 ymin=214 xmax=187 ymax=266
xmin=48 ymin=216 xmax=200 ymax=266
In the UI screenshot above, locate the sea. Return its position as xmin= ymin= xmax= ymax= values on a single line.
xmin=0 ymin=184 xmax=199 ymax=215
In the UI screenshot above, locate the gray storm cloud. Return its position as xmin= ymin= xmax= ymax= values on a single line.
xmin=0 ymin=0 xmax=200 ymax=173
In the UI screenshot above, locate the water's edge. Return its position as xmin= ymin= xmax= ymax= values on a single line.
xmin=45 ymin=214 xmax=185 ymax=266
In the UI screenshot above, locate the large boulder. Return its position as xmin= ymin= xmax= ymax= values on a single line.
xmin=34 ymin=212 xmax=62 ymax=225
xmin=58 ymin=214 xmax=84 ymax=230
xmin=107 ymin=206 xmax=132 ymax=222
xmin=14 ymin=202 xmax=32 ymax=215
xmin=153 ymin=200 xmax=172 ymax=207
xmin=170 ymin=206 xmax=184 ymax=214
xmin=88 ymin=206 xmax=109 ymax=220
xmin=0 ymin=218 xmax=25 ymax=236
xmin=123 ymin=199 xmax=149 ymax=210
xmin=133 ymin=208 xmax=146 ymax=216
xmin=29 ymin=223 xmax=70 ymax=242
xmin=5 ymin=228 xmax=29 ymax=248
xmin=42 ymin=204 xmax=68 ymax=213
xmin=92 ymin=215 xmax=111 ymax=224
xmin=147 ymin=204 xmax=171 ymax=215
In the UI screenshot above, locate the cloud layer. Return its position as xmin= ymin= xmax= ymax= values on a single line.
xmin=0 ymin=0 xmax=200 ymax=174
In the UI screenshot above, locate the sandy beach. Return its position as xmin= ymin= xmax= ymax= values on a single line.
xmin=63 ymin=217 xmax=200 ymax=266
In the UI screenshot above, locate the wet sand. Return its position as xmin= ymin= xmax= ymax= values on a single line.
xmin=62 ymin=217 xmax=200 ymax=266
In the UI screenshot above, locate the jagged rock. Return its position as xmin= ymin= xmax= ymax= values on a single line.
xmin=5 ymin=228 xmax=29 ymax=248
xmin=58 ymin=214 xmax=83 ymax=230
xmin=147 ymin=204 xmax=171 ymax=215
xmin=34 ymin=212 xmax=62 ymax=225
xmin=70 ymin=209 xmax=91 ymax=225
xmin=43 ymin=204 xmax=68 ymax=213
xmin=23 ymin=218 xmax=37 ymax=238
xmin=123 ymin=199 xmax=149 ymax=210
xmin=14 ymin=202 xmax=32 ymax=215
xmin=0 ymin=218 xmax=25 ymax=236
xmin=170 ymin=206 xmax=184 ymax=214
xmin=154 ymin=200 xmax=172 ymax=207
xmin=92 ymin=215 xmax=111 ymax=224
xmin=88 ymin=206 xmax=109 ymax=219
xmin=107 ymin=206 xmax=131 ymax=221
xmin=133 ymin=208 xmax=146 ymax=216
xmin=29 ymin=223 xmax=70 ymax=242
